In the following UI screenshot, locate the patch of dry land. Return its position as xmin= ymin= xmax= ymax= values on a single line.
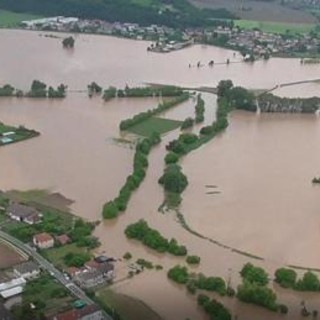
xmin=189 ymin=0 xmax=317 ymax=23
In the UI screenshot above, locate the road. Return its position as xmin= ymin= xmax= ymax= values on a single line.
xmin=0 ymin=230 xmax=113 ymax=319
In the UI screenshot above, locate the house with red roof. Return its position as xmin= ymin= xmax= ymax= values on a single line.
xmin=33 ymin=233 xmax=54 ymax=249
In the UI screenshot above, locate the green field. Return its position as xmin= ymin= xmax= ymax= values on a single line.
xmin=22 ymin=274 xmax=75 ymax=316
xmin=44 ymin=243 xmax=89 ymax=269
xmin=0 ymin=10 xmax=42 ymax=27
xmin=235 ymin=19 xmax=316 ymax=34
xmin=127 ymin=117 xmax=182 ymax=137
xmin=96 ymin=289 xmax=163 ymax=320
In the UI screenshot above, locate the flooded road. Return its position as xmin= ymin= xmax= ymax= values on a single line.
xmin=1 ymin=29 xmax=320 ymax=319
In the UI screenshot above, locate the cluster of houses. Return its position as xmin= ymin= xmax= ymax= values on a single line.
xmin=19 ymin=15 xmax=320 ymax=57
xmin=67 ymin=256 xmax=115 ymax=289
xmin=20 ymin=16 xmax=181 ymax=42
xmin=188 ymin=25 xmax=320 ymax=58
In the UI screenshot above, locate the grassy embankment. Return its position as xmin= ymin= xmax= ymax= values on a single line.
xmin=96 ymin=289 xmax=163 ymax=320
xmin=0 ymin=122 xmax=40 ymax=146
xmin=0 ymin=9 xmax=42 ymax=27
xmin=234 ymin=19 xmax=316 ymax=34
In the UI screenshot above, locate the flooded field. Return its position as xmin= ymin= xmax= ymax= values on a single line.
xmin=1 ymin=29 xmax=320 ymax=319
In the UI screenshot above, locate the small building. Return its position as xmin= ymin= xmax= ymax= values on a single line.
xmin=67 ymin=267 xmax=81 ymax=278
xmin=73 ymin=269 xmax=105 ymax=289
xmin=48 ymin=304 xmax=104 ymax=320
xmin=6 ymin=203 xmax=42 ymax=225
xmin=33 ymin=233 xmax=54 ymax=249
xmin=55 ymin=234 xmax=71 ymax=246
xmin=13 ymin=261 xmax=40 ymax=280
xmin=0 ymin=272 xmax=26 ymax=299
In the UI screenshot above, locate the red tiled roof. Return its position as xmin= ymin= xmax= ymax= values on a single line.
xmin=55 ymin=234 xmax=71 ymax=245
xmin=84 ymin=260 xmax=100 ymax=269
xmin=67 ymin=267 xmax=80 ymax=277
xmin=33 ymin=232 xmax=53 ymax=243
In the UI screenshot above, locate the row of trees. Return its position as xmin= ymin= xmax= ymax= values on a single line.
xmin=237 ymin=263 xmax=285 ymax=313
xmin=102 ymin=133 xmax=161 ymax=219
xmin=0 ymin=81 xmax=67 ymax=98
xmin=167 ymin=265 xmax=229 ymax=296
xmin=197 ymin=294 xmax=232 ymax=320
xmin=180 ymin=94 xmax=205 ymax=130
xmin=0 ymin=0 xmax=235 ymax=29
xmin=125 ymin=219 xmax=188 ymax=256
xmin=119 ymin=93 xmax=189 ymax=130
xmin=275 ymin=267 xmax=320 ymax=292
xmin=103 ymin=85 xmax=184 ymax=101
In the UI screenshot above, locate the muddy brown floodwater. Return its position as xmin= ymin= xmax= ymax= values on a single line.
xmin=1 ymin=29 xmax=320 ymax=319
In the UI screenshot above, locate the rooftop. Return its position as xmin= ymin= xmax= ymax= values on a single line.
xmin=14 ymin=261 xmax=40 ymax=275
xmin=7 ymin=202 xmax=40 ymax=218
xmin=33 ymin=232 xmax=54 ymax=243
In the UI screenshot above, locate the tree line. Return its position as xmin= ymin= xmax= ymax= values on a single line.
xmin=0 ymin=80 xmax=67 ymax=98
xmin=102 ymin=132 xmax=161 ymax=219
xmin=0 ymin=0 xmax=236 ymax=29
xmin=125 ymin=219 xmax=188 ymax=256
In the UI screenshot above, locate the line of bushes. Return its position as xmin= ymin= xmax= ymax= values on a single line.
xmin=103 ymin=85 xmax=184 ymax=101
xmin=180 ymin=94 xmax=205 ymax=130
xmin=0 ymin=81 xmax=67 ymax=98
xmin=102 ymin=132 xmax=161 ymax=219
xmin=275 ymin=267 xmax=320 ymax=292
xmin=197 ymin=294 xmax=232 ymax=320
xmin=167 ymin=265 xmax=230 ymax=296
xmin=195 ymin=94 xmax=205 ymax=123
xmin=237 ymin=263 xmax=286 ymax=313
xmin=125 ymin=219 xmax=188 ymax=256
xmin=119 ymin=93 xmax=189 ymax=130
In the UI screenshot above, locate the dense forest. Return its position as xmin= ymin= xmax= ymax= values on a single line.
xmin=0 ymin=0 xmax=236 ymax=28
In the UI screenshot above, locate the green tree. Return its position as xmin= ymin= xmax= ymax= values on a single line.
xmin=62 ymin=36 xmax=75 ymax=48
xmin=158 ymin=164 xmax=188 ymax=194
xmin=274 ymin=268 xmax=297 ymax=288
xmin=240 ymin=263 xmax=269 ymax=286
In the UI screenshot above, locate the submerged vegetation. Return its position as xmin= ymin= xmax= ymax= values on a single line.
xmin=102 ymin=133 xmax=161 ymax=219
xmin=0 ymin=80 xmax=67 ymax=98
xmin=103 ymin=86 xmax=184 ymax=102
xmin=125 ymin=219 xmax=188 ymax=256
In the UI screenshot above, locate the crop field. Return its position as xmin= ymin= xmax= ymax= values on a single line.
xmin=190 ymin=0 xmax=316 ymax=24
xmin=127 ymin=117 xmax=182 ymax=136
xmin=234 ymin=19 xmax=316 ymax=34
xmin=0 ymin=10 xmax=42 ymax=27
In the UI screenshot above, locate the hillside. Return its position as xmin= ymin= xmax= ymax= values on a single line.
xmin=189 ymin=0 xmax=317 ymax=23
xmin=0 ymin=0 xmax=236 ymax=28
